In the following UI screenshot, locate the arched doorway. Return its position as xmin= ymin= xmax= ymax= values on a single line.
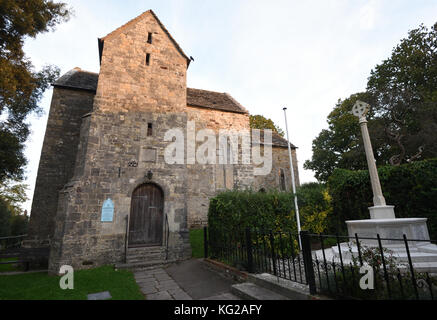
xmin=128 ymin=183 xmax=164 ymax=247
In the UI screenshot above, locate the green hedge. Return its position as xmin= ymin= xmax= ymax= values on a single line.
xmin=327 ymin=159 xmax=437 ymax=239
xmin=208 ymin=186 xmax=331 ymax=237
xmin=208 ymin=191 xmax=297 ymax=237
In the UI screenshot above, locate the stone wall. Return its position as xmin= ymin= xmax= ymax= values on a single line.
xmin=48 ymin=111 xmax=192 ymax=273
xmin=48 ymin=11 xmax=191 ymax=273
xmin=185 ymin=107 xmax=252 ymax=228
xmin=254 ymin=147 xmax=300 ymax=192
xmin=26 ymin=87 xmax=94 ymax=247
xmin=184 ymin=106 xmax=300 ymax=228
xmin=95 ymin=12 xmax=187 ymax=114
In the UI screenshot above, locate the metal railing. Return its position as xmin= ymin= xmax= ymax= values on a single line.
xmin=164 ymin=214 xmax=169 ymax=260
xmin=205 ymin=227 xmax=437 ymax=300
xmin=206 ymin=227 xmax=307 ymax=285
xmin=0 ymin=234 xmax=27 ymax=252
xmin=0 ymin=235 xmax=29 ymax=271
xmin=124 ymin=215 xmax=129 ymax=263
xmin=306 ymin=233 xmax=437 ymax=300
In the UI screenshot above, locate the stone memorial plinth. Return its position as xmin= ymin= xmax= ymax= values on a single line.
xmin=327 ymin=101 xmax=437 ymax=272
xmin=346 ymin=218 xmax=430 ymax=246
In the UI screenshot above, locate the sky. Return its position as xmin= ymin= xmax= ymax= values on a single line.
xmin=20 ymin=0 xmax=437 ymax=212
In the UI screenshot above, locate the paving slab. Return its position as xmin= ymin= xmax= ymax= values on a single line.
xmin=147 ymin=291 xmax=173 ymax=300
xmin=232 ymin=283 xmax=289 ymax=300
xmin=87 ymin=291 xmax=112 ymax=300
xmin=201 ymin=293 xmax=241 ymax=300
xmin=165 ymin=259 xmax=240 ymax=300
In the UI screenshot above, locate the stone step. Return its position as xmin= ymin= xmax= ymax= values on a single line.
xmin=115 ymin=259 xmax=177 ymax=271
xmin=127 ymin=252 xmax=165 ymax=259
xmin=332 ymin=246 xmax=437 ymax=263
xmin=127 ymin=246 xmax=166 ymax=254
xmin=404 ymin=262 xmax=437 ymax=273
xmin=126 ymin=246 xmax=167 ymax=263
xmin=127 ymin=257 xmax=166 ymax=264
xmin=248 ymin=273 xmax=310 ymax=300
xmin=231 ymin=283 xmax=289 ymax=300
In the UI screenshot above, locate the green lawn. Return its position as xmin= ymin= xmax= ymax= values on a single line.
xmin=0 ymin=258 xmax=20 ymax=273
xmin=0 ymin=265 xmax=144 ymax=300
xmin=189 ymin=228 xmax=204 ymax=258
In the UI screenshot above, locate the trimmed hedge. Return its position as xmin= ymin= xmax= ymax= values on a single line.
xmin=208 ymin=191 xmax=297 ymax=237
xmin=208 ymin=185 xmax=331 ymax=237
xmin=327 ymin=159 xmax=437 ymax=239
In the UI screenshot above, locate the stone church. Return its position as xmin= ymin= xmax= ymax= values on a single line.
xmin=25 ymin=10 xmax=299 ymax=273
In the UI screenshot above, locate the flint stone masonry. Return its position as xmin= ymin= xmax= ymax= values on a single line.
xmin=26 ymin=10 xmax=300 ymax=272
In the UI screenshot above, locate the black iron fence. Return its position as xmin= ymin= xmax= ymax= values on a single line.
xmin=0 ymin=235 xmax=26 ymax=252
xmin=0 ymin=235 xmax=29 ymax=271
xmin=204 ymin=227 xmax=437 ymax=300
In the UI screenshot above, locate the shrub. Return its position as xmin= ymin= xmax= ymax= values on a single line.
xmin=208 ymin=184 xmax=331 ymax=238
xmin=297 ymin=183 xmax=332 ymax=234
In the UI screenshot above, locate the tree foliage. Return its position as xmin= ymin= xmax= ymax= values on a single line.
xmin=305 ymin=22 xmax=437 ymax=182
xmin=367 ymin=22 xmax=437 ymax=166
xmin=249 ymin=114 xmax=285 ymax=137
xmin=0 ymin=180 xmax=29 ymax=236
xmin=0 ymin=0 xmax=70 ymax=182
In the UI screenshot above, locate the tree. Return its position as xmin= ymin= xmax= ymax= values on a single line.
xmin=304 ymin=92 xmax=388 ymax=182
xmin=0 ymin=180 xmax=29 ymax=236
xmin=367 ymin=22 xmax=437 ymax=165
xmin=0 ymin=0 xmax=70 ymax=182
xmin=305 ymin=22 xmax=437 ymax=182
xmin=0 ymin=198 xmax=11 ymax=236
xmin=249 ymin=114 xmax=285 ymax=137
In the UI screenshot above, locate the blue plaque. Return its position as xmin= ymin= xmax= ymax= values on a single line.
xmin=101 ymin=198 xmax=114 ymax=222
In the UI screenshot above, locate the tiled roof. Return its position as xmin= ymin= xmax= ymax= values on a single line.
xmin=51 ymin=69 xmax=297 ymax=148
xmin=272 ymin=132 xmax=296 ymax=149
xmin=187 ymin=88 xmax=248 ymax=114
xmin=52 ymin=70 xmax=248 ymax=114
xmin=252 ymin=131 xmax=297 ymax=149
xmin=53 ymin=68 xmax=98 ymax=92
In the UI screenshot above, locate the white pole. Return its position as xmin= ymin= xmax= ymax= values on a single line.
xmin=283 ymin=107 xmax=302 ymax=249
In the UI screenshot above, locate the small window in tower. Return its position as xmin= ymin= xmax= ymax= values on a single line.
xmin=147 ymin=123 xmax=153 ymax=136
xmin=146 ymin=53 xmax=151 ymax=66
xmin=147 ymin=32 xmax=153 ymax=44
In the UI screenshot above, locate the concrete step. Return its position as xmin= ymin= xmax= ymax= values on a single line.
xmin=231 ymin=283 xmax=289 ymax=300
xmin=248 ymin=273 xmax=310 ymax=300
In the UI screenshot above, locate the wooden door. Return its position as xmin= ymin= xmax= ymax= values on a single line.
xmin=128 ymin=184 xmax=164 ymax=247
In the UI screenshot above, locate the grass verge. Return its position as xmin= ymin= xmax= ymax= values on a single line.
xmin=0 ymin=258 xmax=20 ymax=273
xmin=0 ymin=265 xmax=144 ymax=300
xmin=189 ymin=228 xmax=204 ymax=258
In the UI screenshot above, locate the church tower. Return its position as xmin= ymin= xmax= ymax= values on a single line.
xmin=28 ymin=10 xmax=192 ymax=273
